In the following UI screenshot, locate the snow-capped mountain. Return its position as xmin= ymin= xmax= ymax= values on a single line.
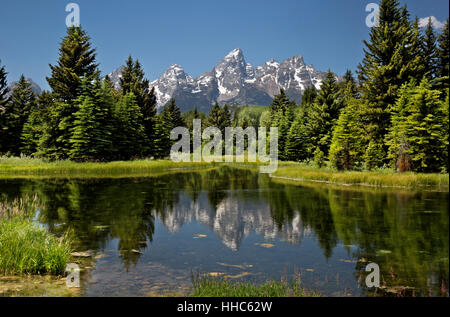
xmin=108 ymin=48 xmax=328 ymax=113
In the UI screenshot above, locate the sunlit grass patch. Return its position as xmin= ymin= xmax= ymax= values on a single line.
xmin=0 ymin=196 xmax=72 ymax=276
xmin=272 ymin=165 xmax=449 ymax=188
xmin=191 ymin=274 xmax=320 ymax=297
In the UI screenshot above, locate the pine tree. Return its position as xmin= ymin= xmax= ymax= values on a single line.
xmin=301 ymin=85 xmax=317 ymax=107
xmin=183 ymin=107 xmax=207 ymax=153
xmin=47 ymin=27 xmax=99 ymax=103
xmin=164 ymin=98 xmax=184 ymax=128
xmin=0 ymin=60 xmax=9 ymax=153
xmin=43 ymin=26 xmax=100 ymax=158
xmin=0 ymin=60 xmax=8 ymax=111
xmin=357 ymin=0 xmax=424 ymax=146
xmin=421 ymin=17 xmax=438 ymax=80
xmin=205 ymin=102 xmax=223 ymax=130
xmin=0 ymin=75 xmax=36 ymax=155
xmin=271 ymin=109 xmax=290 ymax=161
xmin=150 ymin=98 xmax=184 ymax=159
xmin=119 ymin=56 xmax=157 ymax=155
xmin=113 ymin=92 xmax=147 ymax=160
xmin=386 ymin=79 xmax=448 ymax=172
xmin=436 ymin=19 xmax=449 ymax=95
xmin=313 ymin=147 xmax=325 ymax=168
xmin=385 ymin=79 xmax=448 ymax=172
xmin=267 ymin=90 xmax=297 ymax=160
xmin=68 ymin=78 xmax=115 ymax=161
xmin=305 ymin=71 xmax=343 ymax=157
xmin=269 ymin=89 xmax=291 ymax=121
xmin=284 ymin=114 xmax=310 ymax=162
xmin=442 ymin=91 xmax=449 ymax=172
xmin=30 ymin=92 xmax=57 ymax=158
xmin=152 ymin=113 xmax=171 ymax=159
xmin=340 ymin=70 xmax=359 ymax=99
xmin=21 ymin=104 xmax=44 ymax=156
xmin=329 ymin=99 xmax=365 ymax=170
xmin=217 ymin=104 xmax=232 ymax=136
xmin=363 ymin=140 xmax=385 ymax=170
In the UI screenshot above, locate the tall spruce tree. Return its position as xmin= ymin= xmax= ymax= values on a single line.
xmin=205 ymin=103 xmax=223 ymax=130
xmin=436 ymin=19 xmax=449 ymax=95
xmin=357 ymin=0 xmax=424 ymax=149
xmin=421 ymin=17 xmax=438 ymax=80
xmin=164 ymin=98 xmax=184 ymax=128
xmin=47 ymin=27 xmax=99 ymax=103
xmin=329 ymin=99 xmax=365 ymax=170
xmin=268 ymin=90 xmax=296 ymax=160
xmin=21 ymin=92 xmax=54 ymax=156
xmin=219 ymin=104 xmax=232 ymax=134
xmin=0 ymin=60 xmax=9 ymax=153
xmin=119 ymin=56 xmax=157 ymax=155
xmin=152 ymin=113 xmax=171 ymax=159
xmin=385 ymin=79 xmax=448 ymax=172
xmin=113 ymin=92 xmax=147 ymax=160
xmin=151 ymin=98 xmax=184 ymax=159
xmin=43 ymin=26 xmax=99 ymax=158
xmin=305 ymin=71 xmax=343 ymax=157
xmin=284 ymin=112 xmax=310 ymax=162
xmin=300 ymin=85 xmax=317 ymax=107
xmin=269 ymin=89 xmax=291 ymax=119
xmin=0 ymin=60 xmax=8 ymax=111
xmin=0 ymin=75 xmax=36 ymax=155
xmin=69 ymin=77 xmax=115 ymax=161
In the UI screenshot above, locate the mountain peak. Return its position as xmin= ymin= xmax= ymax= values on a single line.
xmin=168 ymin=64 xmax=184 ymax=70
xmin=224 ymin=48 xmax=244 ymax=60
xmin=109 ymin=49 xmax=329 ymax=113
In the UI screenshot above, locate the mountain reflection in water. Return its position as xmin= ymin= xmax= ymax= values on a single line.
xmin=0 ymin=167 xmax=448 ymax=296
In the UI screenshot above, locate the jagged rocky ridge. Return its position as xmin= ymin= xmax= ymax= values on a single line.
xmin=109 ymin=48 xmax=329 ymax=113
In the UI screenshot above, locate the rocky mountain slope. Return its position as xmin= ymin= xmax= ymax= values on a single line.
xmin=109 ymin=49 xmax=329 ymax=113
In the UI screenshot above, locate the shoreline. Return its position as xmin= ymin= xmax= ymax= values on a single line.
xmin=0 ymin=158 xmax=448 ymax=189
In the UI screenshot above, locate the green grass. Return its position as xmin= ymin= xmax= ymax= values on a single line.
xmin=0 ymin=196 xmax=72 ymax=276
xmin=272 ymin=163 xmax=449 ymax=188
xmin=191 ymin=276 xmax=320 ymax=297
xmin=0 ymin=156 xmax=215 ymax=178
xmin=0 ymin=156 xmax=447 ymax=188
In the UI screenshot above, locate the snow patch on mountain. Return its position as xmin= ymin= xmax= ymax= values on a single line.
xmin=108 ymin=49 xmax=332 ymax=112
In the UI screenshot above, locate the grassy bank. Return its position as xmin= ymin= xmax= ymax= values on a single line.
xmin=0 ymin=156 xmax=215 ymax=178
xmin=191 ymin=276 xmax=320 ymax=297
xmin=0 ymin=156 xmax=447 ymax=188
xmin=0 ymin=196 xmax=72 ymax=275
xmin=272 ymin=163 xmax=449 ymax=188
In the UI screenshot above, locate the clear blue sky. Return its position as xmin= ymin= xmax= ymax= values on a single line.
xmin=1 ymin=0 xmax=448 ymax=90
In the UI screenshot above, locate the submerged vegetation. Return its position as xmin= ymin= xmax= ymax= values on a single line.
xmin=0 ymin=195 xmax=72 ymax=275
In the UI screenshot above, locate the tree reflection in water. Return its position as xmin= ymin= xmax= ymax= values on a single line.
xmin=0 ymin=166 xmax=448 ymax=296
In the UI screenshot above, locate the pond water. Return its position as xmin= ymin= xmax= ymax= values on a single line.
xmin=0 ymin=167 xmax=448 ymax=297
